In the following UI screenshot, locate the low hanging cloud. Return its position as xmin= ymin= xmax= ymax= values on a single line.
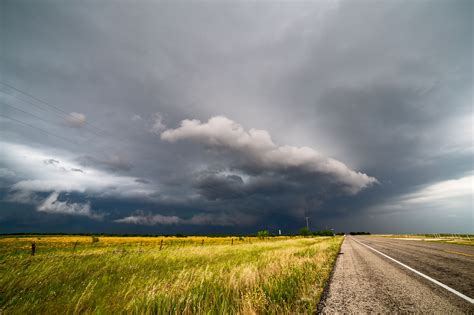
xmin=161 ymin=116 xmax=377 ymax=195
xmin=65 ymin=112 xmax=87 ymax=128
xmin=115 ymin=213 xmax=181 ymax=225
xmin=38 ymin=192 xmax=103 ymax=220
xmin=115 ymin=210 xmax=257 ymax=226
xmin=131 ymin=114 xmax=143 ymax=121
xmin=149 ymin=112 xmax=167 ymax=135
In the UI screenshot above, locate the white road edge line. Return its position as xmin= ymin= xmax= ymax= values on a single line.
xmin=350 ymin=236 xmax=474 ymax=304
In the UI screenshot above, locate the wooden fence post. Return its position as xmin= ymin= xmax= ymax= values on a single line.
xmin=160 ymin=239 xmax=163 ymax=250
xmin=31 ymin=242 xmax=36 ymax=256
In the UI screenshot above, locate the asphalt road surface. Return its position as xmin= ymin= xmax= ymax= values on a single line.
xmin=319 ymin=236 xmax=474 ymax=313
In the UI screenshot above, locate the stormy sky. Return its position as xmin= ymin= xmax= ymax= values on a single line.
xmin=0 ymin=0 xmax=472 ymax=234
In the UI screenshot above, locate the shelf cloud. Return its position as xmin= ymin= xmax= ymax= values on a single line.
xmin=162 ymin=116 xmax=377 ymax=195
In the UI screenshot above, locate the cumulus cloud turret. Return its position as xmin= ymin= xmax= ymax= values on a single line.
xmin=161 ymin=116 xmax=377 ymax=195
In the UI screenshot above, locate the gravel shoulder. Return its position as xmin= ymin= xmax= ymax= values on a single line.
xmin=319 ymin=236 xmax=474 ymax=314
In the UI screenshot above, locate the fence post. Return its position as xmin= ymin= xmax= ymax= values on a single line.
xmin=73 ymin=241 xmax=78 ymax=254
xmin=159 ymin=239 xmax=163 ymax=250
xmin=31 ymin=242 xmax=36 ymax=256
xmin=231 ymin=238 xmax=234 ymax=245
xmin=201 ymin=239 xmax=204 ymax=246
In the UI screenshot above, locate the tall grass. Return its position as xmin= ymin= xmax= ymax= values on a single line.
xmin=0 ymin=236 xmax=342 ymax=314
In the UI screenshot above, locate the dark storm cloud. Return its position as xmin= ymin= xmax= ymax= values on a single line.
xmin=193 ymin=172 xmax=246 ymax=201
xmin=191 ymin=170 xmax=341 ymax=223
xmin=158 ymin=116 xmax=377 ymax=222
xmin=1 ymin=0 xmax=472 ymax=233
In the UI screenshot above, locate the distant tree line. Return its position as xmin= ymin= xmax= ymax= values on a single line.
xmin=297 ymin=228 xmax=371 ymax=237
xmin=298 ymin=227 xmax=346 ymax=237
xmin=2 ymin=230 xmax=367 ymax=238
xmin=349 ymin=231 xmax=371 ymax=235
xmin=313 ymin=230 xmax=337 ymax=236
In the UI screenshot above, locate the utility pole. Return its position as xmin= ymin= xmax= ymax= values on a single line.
xmin=305 ymin=216 xmax=310 ymax=230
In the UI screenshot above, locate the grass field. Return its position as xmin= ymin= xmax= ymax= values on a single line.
xmin=375 ymin=234 xmax=474 ymax=246
xmin=0 ymin=235 xmax=343 ymax=314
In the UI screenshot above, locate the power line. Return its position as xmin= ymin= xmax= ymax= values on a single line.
xmin=0 ymin=100 xmax=113 ymax=148
xmin=0 ymin=110 xmax=133 ymax=163
xmin=1 ymin=83 xmax=146 ymax=150
xmin=0 ymin=90 xmax=106 ymax=146
xmin=1 ymin=101 xmax=157 ymax=163
xmin=0 ymin=113 xmax=81 ymax=145
xmin=0 ymin=113 xmax=138 ymax=172
xmin=0 ymin=82 xmax=107 ymax=137
xmin=1 ymin=112 xmax=162 ymax=176
xmin=1 ymin=101 xmax=62 ymax=128
xmin=0 ymin=88 xmax=136 ymax=153
xmin=0 ymin=81 xmax=161 ymax=160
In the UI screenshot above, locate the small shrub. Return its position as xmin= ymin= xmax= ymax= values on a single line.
xmin=299 ymin=227 xmax=311 ymax=237
xmin=313 ymin=230 xmax=334 ymax=237
xmin=257 ymin=230 xmax=269 ymax=239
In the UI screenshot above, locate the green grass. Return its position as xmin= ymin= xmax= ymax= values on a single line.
xmin=0 ymin=236 xmax=343 ymax=314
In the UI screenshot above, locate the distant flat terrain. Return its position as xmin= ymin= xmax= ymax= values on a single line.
xmin=320 ymin=236 xmax=474 ymax=313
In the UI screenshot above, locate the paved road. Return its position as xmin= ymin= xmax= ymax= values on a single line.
xmin=319 ymin=236 xmax=474 ymax=313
